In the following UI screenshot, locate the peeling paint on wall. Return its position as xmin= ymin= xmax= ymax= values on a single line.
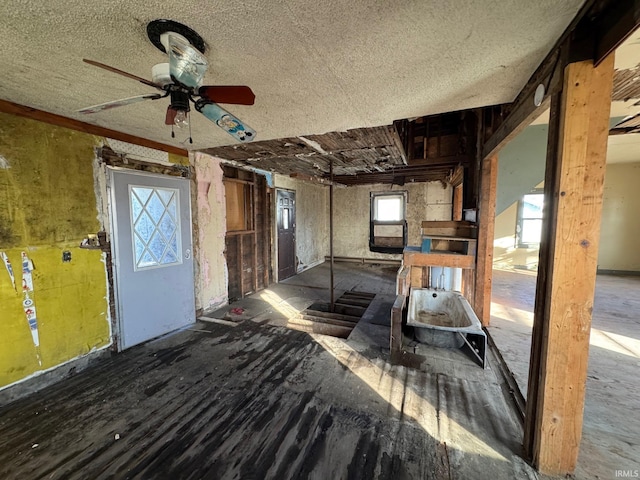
xmin=194 ymin=152 xmax=228 ymax=311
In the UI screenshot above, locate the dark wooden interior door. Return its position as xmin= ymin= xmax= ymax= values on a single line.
xmin=277 ymin=189 xmax=296 ymax=280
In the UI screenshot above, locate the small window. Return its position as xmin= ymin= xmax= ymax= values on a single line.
xmin=129 ymin=185 xmax=181 ymax=271
xmin=372 ymin=193 xmax=405 ymax=221
xmin=225 ymin=181 xmax=253 ymax=232
xmin=370 ymin=192 xmax=407 ymax=253
xmin=516 ymin=192 xmax=544 ymax=247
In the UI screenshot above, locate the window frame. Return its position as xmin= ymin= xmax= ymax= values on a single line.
xmin=369 ymin=191 xmax=408 ymax=254
xmin=516 ymin=189 xmax=544 ymax=248
xmin=370 ymin=191 xmax=407 ymax=222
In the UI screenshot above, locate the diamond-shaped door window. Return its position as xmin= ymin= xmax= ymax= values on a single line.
xmin=129 ymin=186 xmax=182 ymax=270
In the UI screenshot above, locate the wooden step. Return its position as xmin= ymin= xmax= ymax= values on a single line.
xmin=300 ymin=309 xmax=360 ymax=323
xmin=295 ymin=314 xmax=358 ymax=328
xmin=346 ymin=290 xmax=376 ymax=299
xmin=334 ymin=303 xmax=367 ymax=317
xmin=285 ymin=320 xmax=352 ymax=338
xmin=336 ymin=296 xmax=372 ymax=307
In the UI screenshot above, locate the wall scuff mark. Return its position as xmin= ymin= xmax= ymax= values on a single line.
xmin=0 ymin=155 xmax=9 ymax=169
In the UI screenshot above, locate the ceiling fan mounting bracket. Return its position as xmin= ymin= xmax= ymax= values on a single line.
xmin=147 ymin=19 xmax=206 ymax=54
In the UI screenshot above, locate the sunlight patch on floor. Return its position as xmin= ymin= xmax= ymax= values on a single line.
xmin=259 ymin=290 xmax=301 ymax=318
xmin=491 ymin=301 xmax=640 ymax=358
xmin=314 ymin=336 xmax=509 ymax=463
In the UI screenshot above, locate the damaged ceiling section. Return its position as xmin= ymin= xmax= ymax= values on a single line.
xmin=204 ymin=109 xmax=479 ymax=186
xmin=202 ymin=126 xmax=413 ymax=185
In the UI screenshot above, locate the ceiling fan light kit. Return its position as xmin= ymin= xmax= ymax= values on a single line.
xmin=78 ymin=19 xmax=256 ymax=144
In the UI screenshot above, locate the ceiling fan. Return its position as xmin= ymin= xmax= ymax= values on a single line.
xmin=78 ymin=19 xmax=256 ymax=143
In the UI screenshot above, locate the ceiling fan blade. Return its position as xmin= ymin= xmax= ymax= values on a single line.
xmin=167 ymin=34 xmax=208 ymax=89
xmin=83 ymin=59 xmax=164 ymax=91
xmin=165 ymin=106 xmax=178 ymax=125
xmin=78 ymin=94 xmax=162 ymax=114
xmin=198 ymin=86 xmax=255 ymax=105
xmin=195 ymin=102 xmax=256 ymax=143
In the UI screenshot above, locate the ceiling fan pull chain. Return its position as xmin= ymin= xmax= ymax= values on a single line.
xmin=188 ymin=115 xmax=193 ymax=144
xmin=171 ymin=125 xmax=175 ymax=138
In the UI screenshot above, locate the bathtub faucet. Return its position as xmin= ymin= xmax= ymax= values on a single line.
xmin=437 ymin=270 xmax=446 ymax=290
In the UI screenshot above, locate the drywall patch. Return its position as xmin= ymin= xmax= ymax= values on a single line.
xmin=0 ymin=155 xmax=10 ymax=169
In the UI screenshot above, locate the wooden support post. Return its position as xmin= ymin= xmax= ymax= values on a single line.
xmin=329 ymin=157 xmax=335 ymax=312
xmin=252 ymin=174 xmax=259 ymax=293
xmin=474 ymin=155 xmax=498 ymax=326
xmin=524 ymin=55 xmax=614 ymax=475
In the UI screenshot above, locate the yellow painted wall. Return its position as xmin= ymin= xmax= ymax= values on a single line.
xmin=0 ymin=113 xmax=111 ymax=388
xmin=494 ymin=163 xmax=640 ymax=272
xmin=598 ymin=162 xmax=640 ymax=271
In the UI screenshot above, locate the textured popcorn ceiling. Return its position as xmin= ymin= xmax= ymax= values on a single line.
xmin=0 ymin=0 xmax=584 ymax=150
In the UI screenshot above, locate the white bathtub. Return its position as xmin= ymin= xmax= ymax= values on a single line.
xmin=406 ymin=288 xmax=486 ymax=367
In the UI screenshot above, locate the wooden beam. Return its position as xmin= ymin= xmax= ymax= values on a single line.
xmin=402 ymin=250 xmax=475 ymax=269
xmin=0 ymin=99 xmax=188 ymax=157
xmin=524 ymin=90 xmax=562 ymax=463
xmin=474 ymin=155 xmax=498 ymax=326
xmin=524 ymin=55 xmax=614 ymax=475
xmin=252 ymin=174 xmax=259 ymax=294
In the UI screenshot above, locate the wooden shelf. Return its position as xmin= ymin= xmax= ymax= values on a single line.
xmin=402 ymin=247 xmax=475 ymax=269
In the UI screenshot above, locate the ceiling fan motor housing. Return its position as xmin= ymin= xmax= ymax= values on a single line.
xmin=169 ymin=90 xmax=190 ymax=112
xmin=151 ymin=63 xmax=172 ymax=87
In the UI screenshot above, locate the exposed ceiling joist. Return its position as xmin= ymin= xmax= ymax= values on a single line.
xmin=202 ymin=126 xmax=406 ymax=179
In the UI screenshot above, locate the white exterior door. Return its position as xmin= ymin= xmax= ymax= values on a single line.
xmin=110 ymin=169 xmax=195 ymax=349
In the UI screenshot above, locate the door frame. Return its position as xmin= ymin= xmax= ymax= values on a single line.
xmin=106 ymin=165 xmax=195 ymax=351
xmin=275 ymin=188 xmax=296 ymax=282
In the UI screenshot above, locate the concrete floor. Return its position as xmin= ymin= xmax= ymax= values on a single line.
xmin=489 ymin=269 xmax=640 ymax=480
xmin=0 ymin=263 xmax=544 ymax=479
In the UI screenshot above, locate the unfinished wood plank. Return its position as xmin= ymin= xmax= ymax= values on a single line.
xmin=285 ymin=321 xmax=352 ymax=339
xmin=390 ymin=294 xmax=405 ymax=358
xmin=396 ymin=266 xmax=410 ymax=296
xmin=336 ymin=297 xmax=372 ymax=307
xmin=252 ymin=175 xmax=259 ymax=293
xmin=302 ymin=309 xmax=360 ymax=323
xmin=294 ymin=315 xmax=358 ymax=328
xmin=474 ymin=155 xmax=498 ymax=326
xmin=333 ymin=303 xmax=366 ymax=317
xmin=403 ymin=251 xmax=475 ymax=269
xmin=525 ymin=56 xmax=614 ymax=476
xmin=524 ymin=90 xmax=563 ymax=461
xmin=410 ymin=265 xmax=424 ymax=289
xmin=263 ymin=184 xmax=270 ymax=287
xmin=346 ymin=290 xmax=377 ymax=299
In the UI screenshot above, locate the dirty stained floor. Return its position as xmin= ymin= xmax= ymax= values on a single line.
xmin=0 ymin=263 xmax=539 ymax=480
xmin=489 ymin=269 xmax=640 ymax=480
